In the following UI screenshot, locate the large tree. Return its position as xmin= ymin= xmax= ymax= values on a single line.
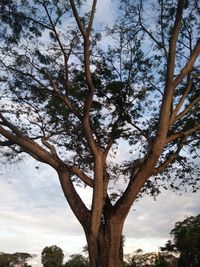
xmin=0 ymin=0 xmax=199 ymax=266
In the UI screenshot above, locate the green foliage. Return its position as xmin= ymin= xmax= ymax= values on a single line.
xmin=41 ymin=245 xmax=64 ymax=267
xmin=161 ymin=214 xmax=200 ymax=267
xmin=0 ymin=253 xmax=10 ymax=267
xmin=125 ymin=249 xmax=177 ymax=267
xmin=171 ymin=215 xmax=200 ymax=267
xmin=63 ymin=254 xmax=89 ymax=267
xmin=0 ymin=252 xmax=32 ymax=267
xmin=0 ymin=0 xmax=199 ymax=196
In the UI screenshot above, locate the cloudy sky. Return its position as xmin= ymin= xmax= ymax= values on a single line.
xmin=0 ymin=157 xmax=199 ymax=266
xmin=0 ymin=0 xmax=200 ymax=266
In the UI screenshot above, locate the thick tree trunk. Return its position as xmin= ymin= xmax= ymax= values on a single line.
xmin=86 ymin=220 xmax=124 ymax=267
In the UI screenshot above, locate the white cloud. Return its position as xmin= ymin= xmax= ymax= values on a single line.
xmin=123 ymin=191 xmax=200 ymax=253
xmin=0 ymin=157 xmax=199 ymax=259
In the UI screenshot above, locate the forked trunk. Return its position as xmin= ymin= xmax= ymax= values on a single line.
xmin=86 ymin=221 xmax=124 ymax=267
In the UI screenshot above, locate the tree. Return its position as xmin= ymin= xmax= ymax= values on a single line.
xmin=0 ymin=0 xmax=199 ymax=266
xmin=0 ymin=252 xmax=33 ymax=267
xmin=63 ymin=254 xmax=89 ymax=267
xmin=0 ymin=253 xmax=11 ymax=267
xmin=125 ymin=250 xmax=177 ymax=267
xmin=41 ymin=245 xmax=64 ymax=267
xmin=162 ymin=214 xmax=200 ymax=267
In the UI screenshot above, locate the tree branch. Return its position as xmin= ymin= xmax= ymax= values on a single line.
xmin=153 ymin=144 xmax=183 ymax=175
xmin=138 ymin=3 xmax=168 ymax=56
xmin=42 ymin=0 xmax=71 ymax=96
xmin=41 ymin=136 xmax=59 ymax=159
xmin=86 ymin=0 xmax=97 ymax=36
xmin=69 ymin=0 xmax=86 ymax=37
xmin=0 ymin=113 xmax=23 ymax=136
xmin=173 ymin=95 xmax=200 ymax=123
xmin=173 ymin=39 xmax=200 ymax=88
xmin=67 ymin=165 xmax=94 ymax=188
xmin=167 ymin=123 xmax=200 ymax=143
xmin=69 ymin=0 xmax=98 ymax=155
xmin=170 ymin=78 xmax=193 ymax=125
xmin=58 ymin=171 xmax=91 ymax=227
xmin=0 ymin=125 xmax=61 ymax=169
xmin=0 ymin=140 xmax=13 ymax=146
xmin=156 ymin=0 xmax=185 ymax=140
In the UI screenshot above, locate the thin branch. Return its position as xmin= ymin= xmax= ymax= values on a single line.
xmin=160 ymin=0 xmax=168 ymax=58
xmin=69 ymin=0 xmax=86 ymax=37
xmin=42 ymin=0 xmax=71 ymax=95
xmin=2 ymin=59 xmax=82 ymax=120
xmin=0 ymin=140 xmax=13 ymax=146
xmin=149 ymin=81 xmax=164 ymax=96
xmin=153 ymin=144 xmax=183 ymax=175
xmin=41 ymin=136 xmax=59 ymax=159
xmin=173 ymin=95 xmax=200 ymax=123
xmin=173 ymin=39 xmax=200 ymax=88
xmin=104 ymin=117 xmax=121 ymax=156
xmin=167 ymin=123 xmax=200 ymax=143
xmin=127 ymin=119 xmax=152 ymax=147
xmin=67 ymin=165 xmax=94 ymax=187
xmin=138 ymin=4 xmax=168 ymax=56
xmin=86 ymin=0 xmax=97 ymax=36
xmin=170 ymin=78 xmax=193 ymax=125
xmin=167 ymin=0 xmax=185 ymax=82
xmin=3 ymin=9 xmax=52 ymax=31
xmin=0 ymin=113 xmax=23 ymax=136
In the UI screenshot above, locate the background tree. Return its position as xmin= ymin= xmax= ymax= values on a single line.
xmin=162 ymin=214 xmax=200 ymax=267
xmin=41 ymin=245 xmax=64 ymax=267
xmin=0 ymin=253 xmax=11 ymax=267
xmin=125 ymin=250 xmax=177 ymax=267
xmin=0 ymin=0 xmax=199 ymax=266
xmin=63 ymin=254 xmax=89 ymax=267
xmin=0 ymin=252 xmax=32 ymax=267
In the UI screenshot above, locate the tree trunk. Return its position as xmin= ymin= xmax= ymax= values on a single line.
xmin=86 ymin=220 xmax=124 ymax=267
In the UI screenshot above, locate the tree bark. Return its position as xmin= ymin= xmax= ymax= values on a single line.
xmin=85 ymin=220 xmax=124 ymax=267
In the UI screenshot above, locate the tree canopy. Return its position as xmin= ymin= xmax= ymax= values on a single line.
xmin=124 ymin=249 xmax=177 ymax=267
xmin=63 ymin=254 xmax=89 ymax=267
xmin=0 ymin=252 xmax=32 ymax=267
xmin=0 ymin=0 xmax=199 ymax=266
xmin=41 ymin=245 xmax=64 ymax=267
xmin=161 ymin=214 xmax=200 ymax=267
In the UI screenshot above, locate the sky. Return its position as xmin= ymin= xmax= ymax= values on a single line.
xmin=0 ymin=0 xmax=200 ymax=266
xmin=0 ymin=156 xmax=199 ymax=266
